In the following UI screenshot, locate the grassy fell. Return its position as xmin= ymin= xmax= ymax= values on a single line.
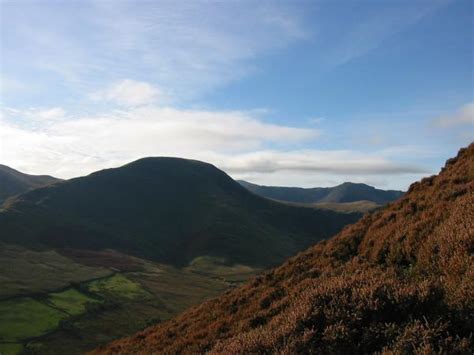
xmin=0 ymin=157 xmax=360 ymax=269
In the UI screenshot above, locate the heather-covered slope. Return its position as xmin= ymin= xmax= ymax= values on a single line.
xmin=0 ymin=157 xmax=359 ymax=268
xmin=97 ymin=144 xmax=473 ymax=354
xmin=239 ymin=180 xmax=403 ymax=205
xmin=0 ymin=164 xmax=61 ymax=204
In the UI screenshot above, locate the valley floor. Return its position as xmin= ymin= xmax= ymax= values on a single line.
xmin=0 ymin=245 xmax=260 ymax=354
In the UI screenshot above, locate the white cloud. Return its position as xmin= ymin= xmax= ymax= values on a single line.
xmin=91 ymin=80 xmax=163 ymax=106
xmin=432 ymin=103 xmax=474 ymax=128
xmin=1 ymin=107 xmax=66 ymax=122
xmin=217 ymin=150 xmax=425 ymax=175
xmin=35 ymin=107 xmax=66 ymax=121
xmin=0 ymin=105 xmax=428 ymax=189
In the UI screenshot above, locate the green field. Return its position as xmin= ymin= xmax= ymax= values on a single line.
xmin=0 ymin=298 xmax=66 ymax=342
xmin=87 ymin=274 xmax=152 ymax=300
xmin=0 ymin=343 xmax=23 ymax=355
xmin=0 ymin=247 xmax=257 ymax=354
xmin=0 ymin=244 xmax=111 ymax=300
xmin=48 ymin=289 xmax=102 ymax=316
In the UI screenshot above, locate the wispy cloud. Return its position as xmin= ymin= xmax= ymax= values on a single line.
xmin=321 ymin=0 xmax=450 ymax=67
xmin=432 ymin=103 xmax=474 ymax=128
xmin=91 ymin=80 xmax=164 ymax=106
xmin=2 ymin=1 xmax=308 ymax=102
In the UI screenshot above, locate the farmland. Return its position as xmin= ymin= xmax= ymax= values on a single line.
xmin=0 ymin=245 xmax=256 ymax=354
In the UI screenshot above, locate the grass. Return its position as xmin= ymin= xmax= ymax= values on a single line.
xmin=87 ymin=274 xmax=151 ymax=300
xmin=0 ymin=253 xmax=247 ymax=354
xmin=0 ymin=244 xmax=111 ymax=300
xmin=0 ymin=298 xmax=66 ymax=341
xmin=48 ymin=289 xmax=102 ymax=316
xmin=313 ymin=200 xmax=380 ymax=213
xmin=0 ymin=343 xmax=23 ymax=355
xmin=25 ymin=263 xmax=234 ymax=353
xmin=186 ymin=255 xmax=260 ymax=283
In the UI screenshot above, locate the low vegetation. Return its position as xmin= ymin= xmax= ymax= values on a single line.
xmin=0 ymin=245 xmax=111 ymax=300
xmin=313 ymin=200 xmax=380 ymax=213
xmin=186 ymin=256 xmax=260 ymax=283
xmin=0 ymin=343 xmax=23 ymax=355
xmin=0 ymin=247 xmax=253 ymax=354
xmin=0 ymin=298 xmax=66 ymax=342
xmin=87 ymin=274 xmax=152 ymax=301
xmin=47 ymin=289 xmax=102 ymax=316
xmin=95 ymin=144 xmax=473 ymax=354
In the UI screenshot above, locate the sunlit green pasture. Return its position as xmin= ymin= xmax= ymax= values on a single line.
xmin=87 ymin=274 xmax=151 ymax=300
xmin=0 ymin=298 xmax=66 ymax=342
xmin=48 ymin=289 xmax=102 ymax=316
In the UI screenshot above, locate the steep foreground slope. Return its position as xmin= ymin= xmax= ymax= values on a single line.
xmin=239 ymin=180 xmax=403 ymax=205
xmin=96 ymin=144 xmax=473 ymax=354
xmin=0 ymin=164 xmax=61 ymax=204
xmin=0 ymin=158 xmax=359 ymax=268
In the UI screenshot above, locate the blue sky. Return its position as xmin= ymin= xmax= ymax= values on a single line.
xmin=1 ymin=0 xmax=473 ymax=189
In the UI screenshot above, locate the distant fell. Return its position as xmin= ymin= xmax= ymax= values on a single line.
xmin=239 ymin=180 xmax=403 ymax=205
xmin=0 ymin=164 xmax=62 ymax=204
xmin=97 ymin=144 xmax=473 ymax=354
xmin=0 ymin=157 xmax=359 ymax=268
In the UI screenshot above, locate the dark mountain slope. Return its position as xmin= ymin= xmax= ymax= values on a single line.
xmin=0 ymin=164 xmax=61 ymax=204
xmin=97 ymin=144 xmax=473 ymax=354
xmin=0 ymin=158 xmax=359 ymax=268
xmin=239 ymin=180 xmax=403 ymax=205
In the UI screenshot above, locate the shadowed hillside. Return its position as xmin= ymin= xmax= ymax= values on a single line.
xmin=239 ymin=180 xmax=403 ymax=205
xmin=96 ymin=144 xmax=473 ymax=354
xmin=0 ymin=158 xmax=359 ymax=268
xmin=0 ymin=164 xmax=61 ymax=204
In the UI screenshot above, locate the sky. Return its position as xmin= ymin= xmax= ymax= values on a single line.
xmin=0 ymin=0 xmax=473 ymax=190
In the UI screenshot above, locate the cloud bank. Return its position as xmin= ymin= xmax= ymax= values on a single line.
xmin=1 ymin=103 xmax=428 ymax=189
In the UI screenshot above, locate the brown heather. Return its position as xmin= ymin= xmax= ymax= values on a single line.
xmin=93 ymin=144 xmax=474 ymax=354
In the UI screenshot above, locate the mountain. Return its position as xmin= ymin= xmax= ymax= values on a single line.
xmin=0 ymin=157 xmax=359 ymax=269
xmin=238 ymin=180 xmax=404 ymax=205
xmin=0 ymin=164 xmax=61 ymax=204
xmin=96 ymin=144 xmax=473 ymax=354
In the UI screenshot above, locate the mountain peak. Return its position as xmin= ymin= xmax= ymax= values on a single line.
xmin=239 ymin=180 xmax=403 ymax=205
xmin=0 ymin=164 xmax=62 ymax=204
xmin=0 ymin=157 xmax=359 ymax=268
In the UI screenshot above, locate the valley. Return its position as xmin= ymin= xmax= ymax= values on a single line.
xmin=0 ymin=158 xmax=367 ymax=353
xmin=0 ymin=245 xmax=259 ymax=354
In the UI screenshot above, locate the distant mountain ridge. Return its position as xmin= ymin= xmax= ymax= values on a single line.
xmin=0 ymin=164 xmax=62 ymax=204
xmin=238 ymin=180 xmax=404 ymax=205
xmin=0 ymin=157 xmax=359 ymax=268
